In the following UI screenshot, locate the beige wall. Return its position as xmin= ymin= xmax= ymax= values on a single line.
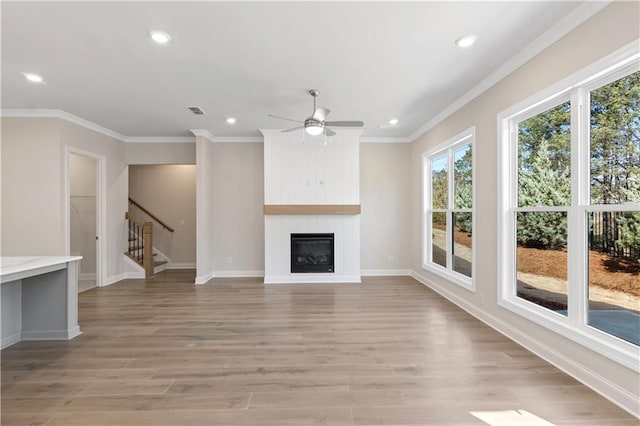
xmin=211 ymin=143 xmax=265 ymax=274
xmin=1 ymin=117 xmax=128 ymax=283
xmin=192 ymin=140 xmax=414 ymax=277
xmin=410 ymin=1 xmax=639 ymax=409
xmin=129 ymin=165 xmax=196 ymax=266
xmin=126 ymin=142 xmax=195 ymax=165
xmin=360 ymin=143 xmax=411 ymax=273
xmin=2 ymin=118 xmax=63 ymax=255
xmin=202 ymin=141 xmax=412 ymax=276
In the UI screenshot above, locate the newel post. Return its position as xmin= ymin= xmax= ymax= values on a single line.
xmin=142 ymin=222 xmax=154 ymax=278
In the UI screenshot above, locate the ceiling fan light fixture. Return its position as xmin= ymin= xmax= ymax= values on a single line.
xmin=305 ymin=123 xmax=324 ymax=136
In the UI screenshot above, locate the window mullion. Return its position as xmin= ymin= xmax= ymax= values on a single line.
xmin=567 ymin=90 xmax=579 ymax=325
xmin=447 ymin=148 xmax=454 ymax=271
xmin=577 ymin=88 xmax=591 ymax=328
xmin=424 ymin=155 xmax=431 ymax=266
xmin=508 ymin=123 xmax=518 ymax=299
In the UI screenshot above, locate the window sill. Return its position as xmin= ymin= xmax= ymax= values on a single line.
xmin=422 ymin=263 xmax=475 ymax=292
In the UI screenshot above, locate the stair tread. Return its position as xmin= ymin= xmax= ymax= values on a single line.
xmin=124 ymin=249 xmax=158 ymax=256
xmin=125 ymin=254 xmax=167 ymax=267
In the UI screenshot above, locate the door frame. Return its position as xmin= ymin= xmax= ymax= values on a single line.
xmin=64 ymin=146 xmax=107 ymax=287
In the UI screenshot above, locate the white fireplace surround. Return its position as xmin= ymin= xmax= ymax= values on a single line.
xmin=261 ymin=129 xmax=363 ymax=284
xmin=264 ymin=215 xmax=360 ymax=284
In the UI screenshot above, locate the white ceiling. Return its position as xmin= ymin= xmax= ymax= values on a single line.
xmin=1 ymin=1 xmax=602 ymax=141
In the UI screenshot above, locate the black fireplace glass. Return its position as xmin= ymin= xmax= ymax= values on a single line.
xmin=291 ymin=233 xmax=334 ymax=273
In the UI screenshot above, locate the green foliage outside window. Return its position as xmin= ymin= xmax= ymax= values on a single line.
xmin=454 ymin=145 xmax=473 ymax=233
xmin=518 ymin=104 xmax=571 ymax=249
xmin=517 ymin=71 xmax=640 ymax=257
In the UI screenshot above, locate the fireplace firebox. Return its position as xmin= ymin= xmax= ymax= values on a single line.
xmin=291 ymin=233 xmax=334 ymax=273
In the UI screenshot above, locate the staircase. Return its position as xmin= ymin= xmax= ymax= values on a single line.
xmin=125 ymin=198 xmax=174 ymax=278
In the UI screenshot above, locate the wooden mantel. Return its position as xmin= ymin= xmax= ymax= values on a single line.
xmin=263 ymin=204 xmax=361 ymax=215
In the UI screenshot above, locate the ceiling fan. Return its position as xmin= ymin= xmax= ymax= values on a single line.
xmin=268 ymin=89 xmax=364 ymax=137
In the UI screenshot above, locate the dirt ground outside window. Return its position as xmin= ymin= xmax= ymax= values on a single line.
xmin=431 ymin=227 xmax=639 ymax=312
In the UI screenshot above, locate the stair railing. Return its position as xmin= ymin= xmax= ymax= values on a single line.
xmin=125 ymin=212 xmax=154 ymax=278
xmin=128 ymin=198 xmax=175 ymax=233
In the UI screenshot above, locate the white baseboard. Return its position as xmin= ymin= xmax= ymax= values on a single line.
xmin=20 ymin=327 xmax=82 ymax=342
xmin=410 ymin=269 xmax=640 ymax=419
xmin=1 ymin=331 xmax=22 ymax=349
xmin=264 ymin=275 xmax=361 ymax=284
xmin=195 ymin=271 xmax=215 ymax=285
xmin=103 ymin=271 xmax=146 ymax=286
xmin=124 ymin=271 xmax=144 ymax=279
xmin=79 ymin=272 xmax=96 ymax=281
xmin=168 ymin=263 xmax=196 ymax=269
xmin=361 ymin=269 xmax=410 ymax=276
xmin=214 ymin=270 xmax=264 ymax=278
xmin=103 ymin=273 xmax=125 ymax=286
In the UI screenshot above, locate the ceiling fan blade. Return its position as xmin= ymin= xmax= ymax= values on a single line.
xmin=325 ymin=120 xmax=364 ymax=128
xmin=312 ymin=107 xmax=330 ymax=122
xmin=281 ymin=126 xmax=304 ymax=133
xmin=268 ymin=114 xmax=303 ymax=124
xmin=325 ymin=128 xmax=336 ymax=137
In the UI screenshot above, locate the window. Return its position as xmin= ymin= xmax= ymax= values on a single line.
xmin=498 ymin=47 xmax=640 ymax=370
xmin=423 ymin=128 xmax=475 ymax=290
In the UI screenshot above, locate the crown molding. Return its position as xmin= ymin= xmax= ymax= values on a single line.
xmin=407 ymin=0 xmax=612 ymax=142
xmin=189 ymin=129 xmax=216 ymax=143
xmin=123 ymin=136 xmax=195 ymax=143
xmin=360 ymin=137 xmax=410 ymax=144
xmin=212 ymin=136 xmax=264 ymax=143
xmin=1 ymin=109 xmax=126 ymax=142
xmin=0 ymin=110 xmax=414 ymax=145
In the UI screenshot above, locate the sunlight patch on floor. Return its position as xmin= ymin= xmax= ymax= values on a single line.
xmin=470 ymin=409 xmax=556 ymax=426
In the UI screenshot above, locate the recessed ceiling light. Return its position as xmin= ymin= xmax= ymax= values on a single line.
xmin=150 ymin=31 xmax=171 ymax=44
xmin=226 ymin=117 xmax=237 ymax=124
xmin=389 ymin=118 xmax=399 ymax=125
xmin=23 ymin=73 xmax=44 ymax=83
xmin=455 ymin=35 xmax=477 ymax=48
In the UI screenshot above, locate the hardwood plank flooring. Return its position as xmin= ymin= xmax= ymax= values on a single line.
xmin=1 ymin=271 xmax=635 ymax=425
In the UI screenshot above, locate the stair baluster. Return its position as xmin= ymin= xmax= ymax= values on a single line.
xmin=125 ymin=212 xmax=155 ymax=278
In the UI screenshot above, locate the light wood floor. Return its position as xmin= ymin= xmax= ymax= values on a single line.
xmin=1 ymin=271 xmax=636 ymax=425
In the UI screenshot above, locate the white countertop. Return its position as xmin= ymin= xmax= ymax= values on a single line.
xmin=1 ymin=256 xmax=82 ymax=282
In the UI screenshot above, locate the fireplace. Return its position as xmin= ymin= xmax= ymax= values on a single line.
xmin=291 ymin=233 xmax=334 ymax=273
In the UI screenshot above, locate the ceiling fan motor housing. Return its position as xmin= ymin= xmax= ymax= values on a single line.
xmin=304 ymin=118 xmax=324 ymax=128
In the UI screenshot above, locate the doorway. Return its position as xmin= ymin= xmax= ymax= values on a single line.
xmin=66 ymin=148 xmax=106 ymax=292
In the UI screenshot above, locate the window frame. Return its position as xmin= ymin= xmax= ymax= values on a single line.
xmin=422 ymin=127 xmax=476 ymax=291
xmin=498 ymin=43 xmax=640 ymax=371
